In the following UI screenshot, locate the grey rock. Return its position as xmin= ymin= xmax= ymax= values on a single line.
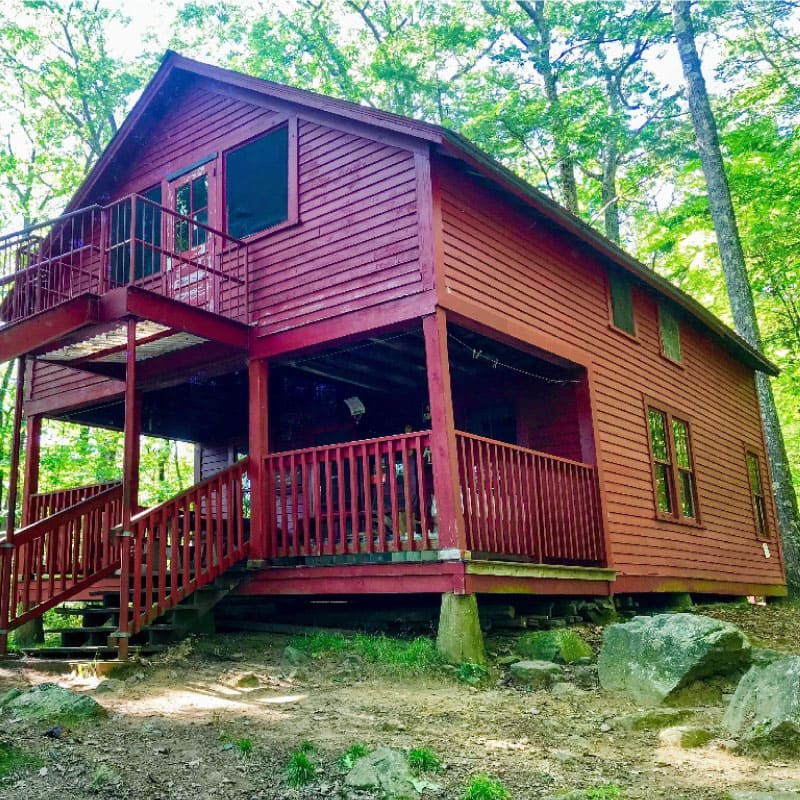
xmin=282 ymin=645 xmax=309 ymax=667
xmin=598 ymin=613 xmax=750 ymax=705
xmin=0 ymin=687 xmax=23 ymax=707
xmin=551 ymin=681 xmax=581 ymax=698
xmin=517 ymin=629 xmax=593 ymax=663
xmin=572 ymin=664 xmax=599 ymax=689
xmin=723 ymin=656 xmax=800 ymax=755
xmin=94 ymin=679 xmax=124 ymax=694
xmin=345 ymin=747 xmax=419 ymax=799
xmin=2 ymin=683 xmax=106 ymax=723
xmin=726 ymin=793 xmax=800 ymax=800
xmin=509 ymin=660 xmax=563 ymax=689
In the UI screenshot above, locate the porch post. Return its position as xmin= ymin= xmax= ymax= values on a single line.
xmin=0 ymin=358 xmax=26 ymax=655
xmin=21 ymin=414 xmax=42 ymax=527
xmin=248 ymin=358 xmax=269 ymax=561
xmin=422 ymin=309 xmax=466 ymax=555
xmin=117 ymin=319 xmax=140 ymax=660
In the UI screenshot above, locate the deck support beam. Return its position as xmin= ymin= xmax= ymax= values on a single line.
xmin=21 ymin=414 xmax=42 ymax=528
xmin=436 ymin=592 xmax=485 ymax=665
xmin=117 ymin=319 xmax=141 ymax=660
xmin=422 ymin=309 xmax=466 ymax=553
xmin=248 ymin=358 xmax=269 ymax=560
xmin=0 ymin=358 xmax=26 ymax=655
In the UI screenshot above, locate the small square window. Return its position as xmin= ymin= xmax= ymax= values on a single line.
xmin=609 ymin=272 xmax=636 ymax=336
xmin=659 ymin=304 xmax=682 ymax=362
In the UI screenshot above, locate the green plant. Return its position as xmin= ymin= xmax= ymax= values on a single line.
xmin=0 ymin=742 xmax=40 ymax=778
xmin=575 ymin=787 xmax=621 ymax=800
xmin=91 ymin=764 xmax=117 ymax=788
xmin=456 ymin=661 xmax=490 ymax=685
xmin=408 ymin=746 xmax=441 ymax=774
xmin=337 ymin=742 xmax=370 ymax=771
xmin=236 ymin=737 xmax=254 ymax=758
xmin=286 ymin=742 xmax=316 ymax=787
xmin=290 ymin=631 xmax=350 ymax=657
xmin=462 ymin=774 xmax=511 ymax=800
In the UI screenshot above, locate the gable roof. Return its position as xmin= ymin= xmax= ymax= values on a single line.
xmin=70 ymin=50 xmax=777 ymax=376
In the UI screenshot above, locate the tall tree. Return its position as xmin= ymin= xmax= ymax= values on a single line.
xmin=672 ymin=0 xmax=800 ymax=591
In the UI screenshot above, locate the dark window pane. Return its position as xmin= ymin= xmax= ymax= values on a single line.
xmin=747 ymin=453 xmax=762 ymax=494
xmin=678 ymin=469 xmax=696 ymax=518
xmin=226 ymin=126 xmax=289 ymax=239
xmin=176 ymin=184 xmax=190 ymax=218
xmin=755 ymin=496 xmax=768 ymax=536
xmin=672 ymin=419 xmax=691 ymax=468
xmin=654 ymin=463 xmax=672 ymax=513
xmin=192 ymin=210 xmax=208 ymax=248
xmin=660 ymin=305 xmax=682 ymax=361
xmin=176 ymin=219 xmax=189 ymax=253
xmin=192 ymin=175 xmax=208 ymax=212
xmin=648 ymin=409 xmax=668 ymax=462
xmin=609 ymin=272 xmax=635 ymax=335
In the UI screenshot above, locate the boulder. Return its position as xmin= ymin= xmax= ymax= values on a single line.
xmin=1 ymin=683 xmax=106 ymax=724
xmin=509 ymin=660 xmax=562 ymax=689
xmin=345 ymin=747 xmax=419 ymax=799
xmin=723 ymin=656 xmax=800 ymax=755
xmin=517 ymin=630 xmax=593 ymax=664
xmin=598 ymin=613 xmax=750 ymax=705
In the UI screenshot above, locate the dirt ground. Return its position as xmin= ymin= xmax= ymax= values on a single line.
xmin=1 ymin=601 xmax=799 ymax=800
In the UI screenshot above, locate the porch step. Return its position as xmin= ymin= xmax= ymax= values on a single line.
xmin=20 ymin=644 xmax=165 ymax=660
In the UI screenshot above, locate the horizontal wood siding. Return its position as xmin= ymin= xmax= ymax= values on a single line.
xmin=30 ymin=362 xmax=120 ymax=404
xmin=437 ymin=159 xmax=783 ymax=588
xmin=249 ymin=120 xmax=422 ymax=333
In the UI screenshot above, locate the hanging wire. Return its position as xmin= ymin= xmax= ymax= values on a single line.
xmin=447 ymin=333 xmax=579 ymax=384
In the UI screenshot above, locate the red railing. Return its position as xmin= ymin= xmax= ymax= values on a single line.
xmin=265 ymin=431 xmax=435 ymax=558
xmin=0 ymin=484 xmax=124 ymax=633
xmin=120 ymin=459 xmax=250 ymax=638
xmin=27 ymin=481 xmax=120 ymax=525
xmin=0 ymin=194 xmax=249 ymax=326
xmin=456 ymin=431 xmax=605 ymax=565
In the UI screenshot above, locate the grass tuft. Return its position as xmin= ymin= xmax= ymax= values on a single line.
xmin=456 ymin=661 xmax=490 ymax=685
xmin=0 ymin=741 xmax=40 ymax=779
xmin=337 ymin=742 xmax=370 ymax=771
xmin=462 ymin=774 xmax=511 ymax=800
xmin=408 ymin=746 xmax=441 ymax=774
xmin=573 ymin=787 xmax=622 ymax=800
xmin=286 ymin=742 xmax=316 ymax=787
xmin=236 ymin=737 xmax=254 ymax=758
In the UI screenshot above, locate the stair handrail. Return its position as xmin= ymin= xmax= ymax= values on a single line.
xmin=117 ymin=458 xmax=250 ymax=653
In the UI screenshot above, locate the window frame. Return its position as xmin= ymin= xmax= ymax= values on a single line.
xmin=658 ymin=303 xmax=683 ymax=365
xmin=607 ymin=271 xmax=637 ymax=339
xmin=643 ymin=398 xmax=702 ymax=526
xmin=744 ymin=446 xmax=771 ymax=540
xmin=223 ymin=116 xmax=299 ymax=242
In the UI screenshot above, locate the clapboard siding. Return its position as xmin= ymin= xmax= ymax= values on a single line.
xmin=30 ymin=362 xmax=120 ymax=404
xmin=249 ymin=119 xmax=422 ymax=332
xmin=437 ymin=159 xmax=783 ymax=587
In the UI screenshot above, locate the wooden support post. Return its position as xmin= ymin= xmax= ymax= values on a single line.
xmin=423 ymin=310 xmax=466 ymax=556
xmin=248 ymin=358 xmax=269 ymax=561
xmin=0 ymin=358 xmax=25 ymax=656
xmin=117 ymin=319 xmax=140 ymax=660
xmin=21 ymin=414 xmax=42 ymax=528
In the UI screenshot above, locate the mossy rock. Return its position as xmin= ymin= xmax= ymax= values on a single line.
xmin=517 ymin=629 xmax=593 ymax=664
xmin=1 ymin=683 xmax=107 ymax=725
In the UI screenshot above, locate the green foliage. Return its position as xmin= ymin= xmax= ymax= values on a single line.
xmin=90 ymin=764 xmax=117 ymax=788
xmin=568 ymin=787 xmax=622 ymax=800
xmin=290 ymin=631 xmax=445 ymax=673
xmin=408 ymin=746 xmax=441 ymax=774
xmin=286 ymin=742 xmax=316 ymax=787
xmin=0 ymin=741 xmax=40 ymax=778
xmin=455 ymin=661 xmax=490 ymax=685
xmin=337 ymin=742 xmax=369 ymax=771
xmin=462 ymin=774 xmax=511 ymax=800
xmin=236 ymin=737 xmax=253 ymax=758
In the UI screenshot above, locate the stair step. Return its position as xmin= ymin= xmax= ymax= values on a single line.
xmin=44 ymin=626 xmax=117 ymax=634
xmin=21 ymin=644 xmax=165 ymax=659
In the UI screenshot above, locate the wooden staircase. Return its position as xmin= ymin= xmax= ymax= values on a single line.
xmin=1 ymin=459 xmax=250 ymax=660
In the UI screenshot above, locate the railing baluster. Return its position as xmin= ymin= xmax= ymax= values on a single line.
xmin=361 ymin=444 xmax=372 ymax=554
xmin=374 ymin=441 xmax=385 ymax=553
xmin=414 ymin=436 xmax=429 ymax=550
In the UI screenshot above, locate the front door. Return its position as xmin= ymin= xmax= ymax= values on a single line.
xmin=166 ymin=162 xmax=217 ymax=310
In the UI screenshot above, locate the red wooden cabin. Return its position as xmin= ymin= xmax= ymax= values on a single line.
xmin=0 ymin=53 xmax=785 ymax=657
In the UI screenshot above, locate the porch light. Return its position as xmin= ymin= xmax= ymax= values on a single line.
xmin=344 ymin=396 xmax=365 ymax=423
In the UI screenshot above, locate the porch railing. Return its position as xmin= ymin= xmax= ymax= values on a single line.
xmin=264 ymin=431 xmax=436 ymax=558
xmin=0 ymin=484 xmax=124 ymax=634
xmin=0 ymin=194 xmax=249 ymax=326
xmin=455 ymin=431 xmax=605 ymax=565
xmin=27 ymin=481 xmax=120 ymax=525
xmin=120 ymin=459 xmax=250 ymax=637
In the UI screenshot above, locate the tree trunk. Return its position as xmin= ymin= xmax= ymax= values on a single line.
xmin=672 ymin=0 xmax=800 ymax=593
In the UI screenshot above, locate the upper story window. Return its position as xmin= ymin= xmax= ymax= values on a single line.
xmin=746 ymin=449 xmax=769 ymax=539
xmin=609 ymin=272 xmax=636 ymax=336
xmin=225 ymin=125 xmax=289 ymax=239
xmin=647 ymin=404 xmax=699 ymax=523
xmin=659 ymin=304 xmax=682 ymax=363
